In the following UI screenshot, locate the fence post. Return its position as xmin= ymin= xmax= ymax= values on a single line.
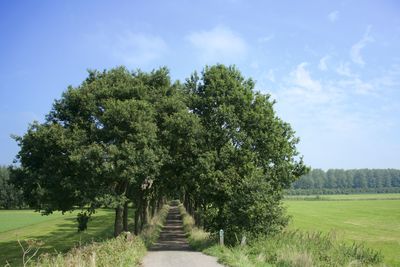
xmin=219 ymin=229 xmax=224 ymax=246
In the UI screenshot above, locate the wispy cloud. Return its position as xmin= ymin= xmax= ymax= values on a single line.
xmin=186 ymin=26 xmax=248 ymax=63
xmin=350 ymin=26 xmax=374 ymax=66
xmin=278 ymin=62 xmax=344 ymax=106
xmin=336 ymin=62 xmax=354 ymax=77
xmin=328 ymin=11 xmax=339 ymax=23
xmin=318 ymin=55 xmax=330 ymax=71
xmin=84 ymin=30 xmax=168 ymax=67
xmin=112 ymin=32 xmax=167 ymax=66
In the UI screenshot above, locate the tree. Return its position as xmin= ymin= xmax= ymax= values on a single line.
xmin=11 ymin=64 xmax=309 ymax=240
xmin=11 ymin=67 xmax=168 ymax=236
xmin=186 ymin=65 xmax=308 ymax=242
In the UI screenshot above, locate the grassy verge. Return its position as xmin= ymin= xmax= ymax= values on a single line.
xmin=31 ymin=204 xmax=170 ymax=267
xmin=0 ymin=205 xmax=169 ymax=267
xmin=177 ymin=203 xmax=213 ymax=251
xmin=0 ymin=209 xmax=115 ymax=266
xmin=178 ymin=203 xmax=385 ymax=267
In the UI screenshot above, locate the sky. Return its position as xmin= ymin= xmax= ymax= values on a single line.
xmin=0 ymin=0 xmax=399 ymax=169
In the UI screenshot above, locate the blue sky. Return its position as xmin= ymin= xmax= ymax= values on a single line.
xmin=1 ymin=0 xmax=399 ymax=169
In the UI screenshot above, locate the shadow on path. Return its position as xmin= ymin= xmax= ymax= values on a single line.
xmin=150 ymin=204 xmax=191 ymax=251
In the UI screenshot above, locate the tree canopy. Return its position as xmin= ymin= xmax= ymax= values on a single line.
xmin=11 ymin=65 xmax=307 ymax=241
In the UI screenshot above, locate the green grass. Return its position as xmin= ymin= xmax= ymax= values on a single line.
xmin=178 ymin=196 xmax=397 ymax=267
xmin=285 ymin=193 xmax=400 ymax=201
xmin=285 ymin=197 xmax=400 ymax=266
xmin=0 ymin=209 xmax=114 ymax=266
xmin=32 ymin=204 xmax=170 ymax=267
xmin=0 ymin=205 xmax=170 ymax=266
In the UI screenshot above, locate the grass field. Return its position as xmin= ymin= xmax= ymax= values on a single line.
xmin=285 ymin=195 xmax=400 ymax=266
xmin=285 ymin=193 xmax=400 ymax=200
xmin=0 ymin=209 xmax=115 ymax=266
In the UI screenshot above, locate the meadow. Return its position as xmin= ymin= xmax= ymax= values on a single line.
xmin=0 ymin=209 xmax=115 ymax=266
xmin=284 ymin=195 xmax=400 ymax=266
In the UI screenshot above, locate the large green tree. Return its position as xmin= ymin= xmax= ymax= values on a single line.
xmin=12 ymin=64 xmax=308 ymax=241
xmin=185 ymin=65 xmax=308 ymax=242
xmin=11 ymin=67 xmax=173 ymax=236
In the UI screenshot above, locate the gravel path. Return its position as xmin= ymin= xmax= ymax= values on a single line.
xmin=141 ymin=204 xmax=223 ymax=267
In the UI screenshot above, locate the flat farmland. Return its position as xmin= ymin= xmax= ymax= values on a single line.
xmin=285 ymin=195 xmax=400 ymax=266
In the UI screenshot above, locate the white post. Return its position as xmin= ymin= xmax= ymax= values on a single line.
xmin=240 ymin=235 xmax=246 ymax=246
xmin=219 ymin=229 xmax=224 ymax=246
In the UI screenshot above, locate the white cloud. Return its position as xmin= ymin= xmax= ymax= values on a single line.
xmin=336 ymin=62 xmax=354 ymax=77
xmin=277 ymin=63 xmax=344 ymax=107
xmin=291 ymin=62 xmax=322 ymax=93
xmin=328 ymin=11 xmax=339 ymax=22
xmin=318 ymin=55 xmax=330 ymax=71
xmin=112 ymin=32 xmax=167 ymax=66
xmin=186 ymin=26 xmax=248 ymax=63
xmin=350 ymin=26 xmax=374 ymax=66
xmin=338 ymin=78 xmax=374 ymax=95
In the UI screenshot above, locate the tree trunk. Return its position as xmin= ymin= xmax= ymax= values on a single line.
xmin=114 ymin=206 xmax=124 ymax=237
xmin=140 ymin=199 xmax=148 ymax=231
xmin=123 ymin=201 xmax=129 ymax=232
xmin=134 ymin=207 xmax=140 ymax=235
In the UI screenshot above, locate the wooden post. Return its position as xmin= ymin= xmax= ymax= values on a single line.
xmin=219 ymin=229 xmax=224 ymax=246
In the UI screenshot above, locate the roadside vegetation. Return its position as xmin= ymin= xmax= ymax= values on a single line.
xmin=0 ymin=205 xmax=169 ymax=266
xmin=179 ymin=200 xmax=388 ymax=267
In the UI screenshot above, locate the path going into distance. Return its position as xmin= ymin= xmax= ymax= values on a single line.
xmin=142 ymin=203 xmax=223 ymax=267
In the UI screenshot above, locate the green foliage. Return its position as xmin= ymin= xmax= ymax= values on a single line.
xmin=10 ymin=67 xmax=175 ymax=235
xmin=0 ymin=166 xmax=24 ymax=209
xmin=11 ymin=64 xmax=307 ymax=241
xmin=184 ymin=65 xmax=308 ymax=243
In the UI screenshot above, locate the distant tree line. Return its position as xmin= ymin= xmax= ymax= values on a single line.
xmin=287 ymin=169 xmax=400 ymax=195
xmin=0 ymin=166 xmax=25 ymax=209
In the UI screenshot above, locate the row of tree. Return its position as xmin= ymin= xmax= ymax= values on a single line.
xmin=289 ymin=169 xmax=400 ymax=194
xmin=10 ymin=65 xmax=307 ymax=242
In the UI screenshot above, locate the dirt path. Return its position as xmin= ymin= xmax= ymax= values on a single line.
xmin=141 ymin=204 xmax=223 ymax=267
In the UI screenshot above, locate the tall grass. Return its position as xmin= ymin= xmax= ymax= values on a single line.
xmin=178 ymin=204 xmax=385 ymax=267
xmin=204 ymin=231 xmax=385 ymax=267
xmin=178 ymin=203 xmax=214 ymax=250
xmin=29 ymin=204 xmax=170 ymax=267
